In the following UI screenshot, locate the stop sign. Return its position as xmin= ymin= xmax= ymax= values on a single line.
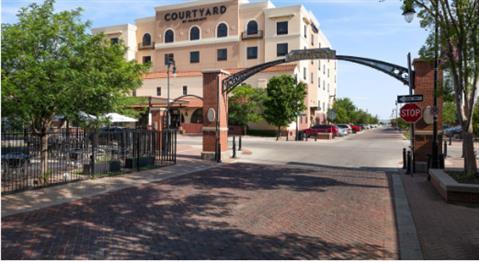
xmin=400 ymin=103 xmax=422 ymax=123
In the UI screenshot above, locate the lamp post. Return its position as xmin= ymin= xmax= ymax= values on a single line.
xmin=166 ymin=58 xmax=177 ymax=129
xmin=403 ymin=2 xmax=440 ymax=168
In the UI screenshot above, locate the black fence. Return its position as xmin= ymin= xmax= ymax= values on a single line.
xmin=1 ymin=128 xmax=176 ymax=194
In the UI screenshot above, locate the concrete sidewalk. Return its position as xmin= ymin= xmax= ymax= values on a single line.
xmin=1 ymin=157 xmax=220 ymax=217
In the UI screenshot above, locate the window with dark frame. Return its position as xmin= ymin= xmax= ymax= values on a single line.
xmin=183 ymin=86 xmax=188 ymax=95
xmin=157 ymin=87 xmax=161 ymax=96
xmin=142 ymin=56 xmax=151 ymax=64
xmin=190 ymin=51 xmax=200 ymax=63
xmin=142 ymin=33 xmax=151 ymax=46
xmin=217 ymin=23 xmax=228 ymax=38
xmin=164 ymin=53 xmax=174 ymax=65
xmin=311 ymin=72 xmax=314 ymax=84
xmin=247 ymin=20 xmax=258 ymax=35
xmin=276 ymin=21 xmax=288 ymax=35
xmin=276 ymin=43 xmax=288 ymax=57
xmin=247 ymin=46 xmax=258 ymax=59
xmin=110 ymin=37 xmax=119 ymax=44
xmin=304 ymin=24 xmax=307 ymax=38
xmin=303 ymin=67 xmax=307 ymax=80
xmin=165 ymin=30 xmax=174 ymax=43
xmin=190 ymin=26 xmax=200 ymax=40
xmin=217 ymin=48 xmax=227 ymax=61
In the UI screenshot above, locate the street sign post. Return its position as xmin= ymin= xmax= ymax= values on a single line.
xmin=400 ymin=103 xmax=422 ymax=123
xmin=397 ymin=94 xmax=423 ymax=103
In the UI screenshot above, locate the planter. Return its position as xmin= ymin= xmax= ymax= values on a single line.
xmin=429 ymin=169 xmax=479 ymax=204
xmin=83 ymin=160 xmax=121 ymax=174
xmin=124 ymin=156 xmax=155 ymax=169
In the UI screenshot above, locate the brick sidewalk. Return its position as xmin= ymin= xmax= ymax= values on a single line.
xmin=2 ymin=163 xmax=398 ymax=259
xmin=1 ymin=156 xmax=219 ymax=217
xmin=401 ymin=173 xmax=479 ymax=259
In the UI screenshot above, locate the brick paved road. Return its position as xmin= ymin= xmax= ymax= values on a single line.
xmin=2 ymin=163 xmax=397 ymax=259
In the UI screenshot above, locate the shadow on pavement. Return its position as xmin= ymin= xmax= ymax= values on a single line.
xmin=2 ymin=163 xmax=395 ymax=259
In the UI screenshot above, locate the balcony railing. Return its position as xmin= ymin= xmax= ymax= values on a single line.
xmin=138 ymin=42 xmax=155 ymax=50
xmin=241 ymin=30 xmax=264 ymax=40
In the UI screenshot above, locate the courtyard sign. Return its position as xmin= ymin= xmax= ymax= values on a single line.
xmin=164 ymin=5 xmax=227 ymax=23
xmin=286 ymin=48 xmax=336 ymax=62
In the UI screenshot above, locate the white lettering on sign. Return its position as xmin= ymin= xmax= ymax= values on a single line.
xmin=400 ymin=108 xmax=421 ymax=118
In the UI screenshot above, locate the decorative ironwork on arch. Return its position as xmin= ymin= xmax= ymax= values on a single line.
xmin=222 ymin=48 xmax=413 ymax=94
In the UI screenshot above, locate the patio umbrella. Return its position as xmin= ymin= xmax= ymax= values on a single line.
xmin=105 ymin=113 xmax=138 ymax=123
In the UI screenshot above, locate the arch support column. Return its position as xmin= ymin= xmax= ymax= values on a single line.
xmin=413 ymin=59 xmax=443 ymax=166
xmin=201 ymin=69 xmax=230 ymax=161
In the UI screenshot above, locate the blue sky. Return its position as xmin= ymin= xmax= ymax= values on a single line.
xmin=2 ymin=0 xmax=429 ymax=119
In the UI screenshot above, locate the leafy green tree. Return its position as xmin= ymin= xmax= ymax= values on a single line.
xmin=402 ymin=0 xmax=479 ymax=175
xmin=1 ymin=0 xmax=147 ymax=176
xmin=443 ymin=101 xmax=457 ymax=126
xmin=263 ymin=75 xmax=307 ymax=140
xmin=228 ymin=84 xmax=265 ymax=128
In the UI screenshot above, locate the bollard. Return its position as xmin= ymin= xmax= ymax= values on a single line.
xmin=238 ymin=136 xmax=242 ymax=151
xmin=449 ymin=135 xmax=452 ymax=145
xmin=444 ymin=140 xmax=447 ymax=158
xmin=439 ymin=154 xmax=445 ymax=169
xmin=403 ymin=148 xmax=407 ymax=169
xmin=232 ymin=136 xmax=237 ymax=158
xmin=412 ymin=152 xmax=416 ymax=174
xmin=407 ymin=151 xmax=412 ymax=174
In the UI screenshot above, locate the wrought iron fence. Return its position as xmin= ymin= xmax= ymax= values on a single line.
xmin=1 ymin=128 xmax=176 ymax=194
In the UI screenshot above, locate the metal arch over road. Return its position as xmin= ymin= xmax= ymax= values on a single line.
xmin=222 ymin=48 xmax=412 ymax=93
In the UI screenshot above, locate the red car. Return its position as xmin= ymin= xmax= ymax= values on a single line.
xmin=304 ymin=124 xmax=338 ymax=138
xmin=350 ymin=125 xmax=362 ymax=133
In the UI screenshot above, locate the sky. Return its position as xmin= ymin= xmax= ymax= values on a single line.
xmin=1 ymin=0 xmax=429 ymax=119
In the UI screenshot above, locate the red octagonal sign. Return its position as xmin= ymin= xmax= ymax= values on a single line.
xmin=400 ymin=103 xmax=422 ymax=123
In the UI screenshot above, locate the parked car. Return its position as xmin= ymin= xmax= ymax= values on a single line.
xmin=444 ymin=125 xmax=462 ymax=138
xmin=337 ymin=127 xmax=348 ymax=137
xmin=303 ymin=124 xmax=338 ymax=138
xmin=351 ymin=125 xmax=362 ymax=133
xmin=336 ymin=124 xmax=352 ymax=134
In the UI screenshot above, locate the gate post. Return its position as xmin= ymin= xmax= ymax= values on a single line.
xmin=201 ymin=69 xmax=230 ymax=161
xmin=412 ymin=59 xmax=443 ymax=171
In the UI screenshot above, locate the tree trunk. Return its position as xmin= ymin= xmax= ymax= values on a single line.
xmin=40 ymin=133 xmax=49 ymax=184
xmin=462 ymin=128 xmax=477 ymax=177
xmin=276 ymin=126 xmax=280 ymax=141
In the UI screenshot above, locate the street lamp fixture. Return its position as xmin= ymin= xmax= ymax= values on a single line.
xmin=402 ymin=7 xmax=416 ymax=23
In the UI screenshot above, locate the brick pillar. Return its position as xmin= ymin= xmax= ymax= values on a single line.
xmin=201 ymin=70 xmax=230 ymax=161
xmin=413 ymin=59 xmax=443 ymax=164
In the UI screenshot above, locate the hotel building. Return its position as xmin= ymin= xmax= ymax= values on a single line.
xmin=92 ymin=0 xmax=337 ymax=134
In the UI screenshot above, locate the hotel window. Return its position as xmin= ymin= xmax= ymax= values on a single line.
xmin=110 ymin=37 xmax=119 ymax=44
xmin=310 ymin=72 xmax=314 ymax=84
xmin=247 ymin=46 xmax=258 ymax=59
xmin=323 ymin=102 xmax=326 ymax=112
xmin=276 ymin=21 xmax=288 ymax=35
xmin=156 ymin=87 xmax=161 ymax=96
xmin=190 ymin=51 xmax=200 ymax=63
xmin=183 ymin=86 xmax=188 ymax=95
xmin=311 ymin=34 xmax=314 ymax=46
xmin=164 ymin=53 xmax=174 ymax=65
xmin=217 ymin=23 xmax=228 ymax=38
xmin=323 ymin=80 xmax=325 ymax=90
xmin=323 ymin=64 xmax=326 ymax=74
xmin=247 ymin=20 xmax=258 ymax=35
xmin=276 ymin=43 xmax=288 ymax=57
xmin=217 ymin=48 xmax=227 ymax=61
xmin=328 ymin=83 xmax=330 ymax=93
xmin=190 ymin=26 xmax=200 ymax=40
xmin=318 ymin=77 xmax=321 ymax=88
xmin=142 ymin=33 xmax=151 ymax=46
xmin=303 ymin=67 xmax=307 ymax=80
xmin=164 ymin=29 xmax=174 ymax=43
xmin=142 ymin=56 xmax=151 ymax=64
xmin=304 ymin=24 xmax=307 ymax=38
xmin=328 ymin=68 xmax=330 ymax=77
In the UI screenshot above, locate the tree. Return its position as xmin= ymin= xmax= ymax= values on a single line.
xmin=332 ymin=98 xmax=356 ymax=123
xmin=228 ymin=84 xmax=265 ymax=128
xmin=402 ymin=0 xmax=479 ymax=175
xmin=1 ymin=0 xmax=147 ymax=177
xmin=263 ymin=75 xmax=307 ymax=140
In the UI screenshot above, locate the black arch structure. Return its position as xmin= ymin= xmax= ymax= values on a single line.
xmin=222 ymin=48 xmax=413 ymax=94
